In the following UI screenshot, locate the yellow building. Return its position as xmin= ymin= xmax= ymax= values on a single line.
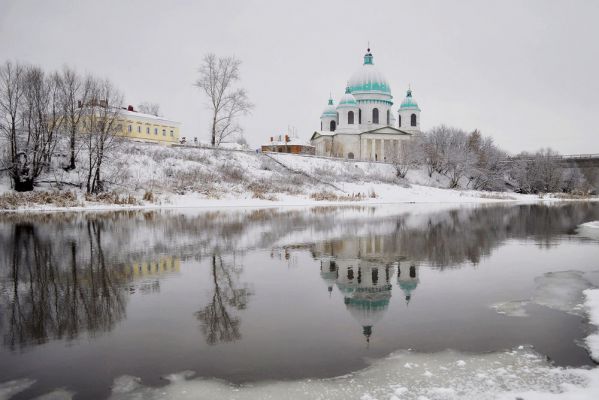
xmin=116 ymin=105 xmax=181 ymax=146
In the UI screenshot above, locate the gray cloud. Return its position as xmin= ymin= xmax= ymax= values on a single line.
xmin=1 ymin=0 xmax=597 ymax=153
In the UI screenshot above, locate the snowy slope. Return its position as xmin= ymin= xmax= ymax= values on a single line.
xmin=0 ymin=142 xmax=594 ymax=211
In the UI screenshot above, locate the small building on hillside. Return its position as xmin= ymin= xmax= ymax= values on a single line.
xmin=261 ymin=135 xmax=315 ymax=155
xmin=116 ymin=105 xmax=181 ymax=146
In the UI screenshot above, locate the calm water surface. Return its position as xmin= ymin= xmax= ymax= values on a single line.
xmin=1 ymin=203 xmax=599 ymax=399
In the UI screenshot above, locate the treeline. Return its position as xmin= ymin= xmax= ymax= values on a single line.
xmin=395 ymin=125 xmax=595 ymax=194
xmin=0 ymin=61 xmax=123 ymax=193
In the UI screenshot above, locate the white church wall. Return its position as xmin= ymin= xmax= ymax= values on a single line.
xmin=398 ymin=108 xmax=421 ymax=133
xmin=360 ymin=133 xmax=412 ymax=162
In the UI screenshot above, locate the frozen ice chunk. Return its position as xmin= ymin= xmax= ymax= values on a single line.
xmin=0 ymin=378 xmax=35 ymax=400
xmin=585 ymin=288 xmax=599 ymax=362
xmin=492 ymin=300 xmax=529 ymax=317
xmin=577 ymin=221 xmax=599 ymax=241
xmin=533 ymin=271 xmax=593 ymax=316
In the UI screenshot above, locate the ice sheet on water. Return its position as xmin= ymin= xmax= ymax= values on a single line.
xmin=584 ymin=289 xmax=599 ymax=362
xmin=103 ymin=347 xmax=599 ymax=400
xmin=492 ymin=271 xmax=594 ymax=317
xmin=492 ymin=300 xmax=529 ymax=317
xmin=533 ymin=271 xmax=594 ymax=316
xmin=0 ymin=378 xmax=35 ymax=400
xmin=577 ymin=220 xmax=599 ymax=241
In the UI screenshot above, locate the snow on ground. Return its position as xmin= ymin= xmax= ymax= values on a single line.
xmin=2 ymin=142 xmax=595 ymax=212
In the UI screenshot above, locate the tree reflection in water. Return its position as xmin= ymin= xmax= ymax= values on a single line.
xmin=2 ymin=220 xmax=127 ymax=349
xmin=196 ymin=254 xmax=252 ymax=345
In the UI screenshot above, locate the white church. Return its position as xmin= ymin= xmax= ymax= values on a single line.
xmin=310 ymin=48 xmax=421 ymax=161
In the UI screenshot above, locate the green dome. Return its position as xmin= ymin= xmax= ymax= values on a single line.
xmin=399 ymin=89 xmax=420 ymax=110
xmin=321 ymin=97 xmax=337 ymax=118
xmin=337 ymin=86 xmax=357 ymax=108
xmin=347 ymin=49 xmax=392 ymax=97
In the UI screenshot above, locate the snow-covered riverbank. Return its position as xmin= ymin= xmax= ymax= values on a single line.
xmin=1 ymin=143 xmax=596 ymax=212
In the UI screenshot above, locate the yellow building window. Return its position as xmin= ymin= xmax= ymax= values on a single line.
xmin=170 ymin=130 xmax=174 ymax=137
xmin=128 ymin=125 xmax=132 ymax=133
xmin=146 ymin=127 xmax=150 ymax=134
xmin=162 ymin=129 xmax=166 ymax=136
xmin=154 ymin=128 xmax=158 ymax=135
xmin=137 ymin=125 xmax=141 ymax=133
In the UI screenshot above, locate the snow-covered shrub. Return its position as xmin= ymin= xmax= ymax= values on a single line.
xmin=0 ymin=191 xmax=80 ymax=209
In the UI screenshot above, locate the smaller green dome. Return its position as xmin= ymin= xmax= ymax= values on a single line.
xmin=321 ymin=97 xmax=337 ymax=118
xmin=337 ymin=86 xmax=357 ymax=109
xmin=399 ymin=89 xmax=420 ymax=111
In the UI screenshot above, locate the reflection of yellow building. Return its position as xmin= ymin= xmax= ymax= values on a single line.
xmin=116 ymin=106 xmax=181 ymax=146
xmin=130 ymin=256 xmax=180 ymax=278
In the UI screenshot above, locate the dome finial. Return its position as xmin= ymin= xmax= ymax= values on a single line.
xmin=364 ymin=46 xmax=373 ymax=65
xmin=363 ymin=325 xmax=372 ymax=344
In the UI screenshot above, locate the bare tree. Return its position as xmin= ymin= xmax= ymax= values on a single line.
xmin=0 ymin=62 xmax=63 ymax=191
xmin=58 ymin=66 xmax=92 ymax=170
xmin=82 ymin=79 xmax=123 ymax=193
xmin=137 ymin=102 xmax=160 ymax=116
xmin=466 ymin=131 xmax=508 ymax=191
xmin=0 ymin=61 xmax=26 ymax=189
xmin=195 ymin=54 xmax=253 ymax=146
xmin=508 ymin=148 xmax=564 ymax=193
xmin=195 ymin=254 xmax=252 ymax=345
xmin=391 ymin=137 xmax=422 ymax=178
xmin=422 ymin=125 xmax=450 ymax=177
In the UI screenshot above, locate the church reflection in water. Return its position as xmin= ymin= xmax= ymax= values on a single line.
xmin=313 ymin=235 xmax=419 ymax=342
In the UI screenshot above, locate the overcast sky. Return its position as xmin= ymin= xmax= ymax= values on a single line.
xmin=1 ymin=0 xmax=597 ymax=154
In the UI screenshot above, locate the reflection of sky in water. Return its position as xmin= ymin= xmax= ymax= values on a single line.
xmin=0 ymin=203 xmax=598 ymax=399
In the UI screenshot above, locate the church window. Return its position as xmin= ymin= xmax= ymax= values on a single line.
xmin=387 ymin=109 xmax=390 ymax=125
xmin=372 ymin=268 xmax=379 ymax=285
xmin=359 ymin=109 xmax=362 ymax=124
xmin=372 ymin=108 xmax=379 ymax=124
xmin=410 ymin=265 xmax=416 ymax=278
xmin=347 ymin=268 xmax=354 ymax=280
xmin=348 ymin=152 xmax=354 ymax=159
xmin=330 ymin=120 xmax=336 ymax=131
xmin=398 ymin=115 xmax=402 ymax=127
xmin=348 ymin=111 xmax=354 ymax=124
xmin=320 ymin=121 xmax=322 ymax=130
xmin=411 ymin=113 xmax=417 ymax=127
